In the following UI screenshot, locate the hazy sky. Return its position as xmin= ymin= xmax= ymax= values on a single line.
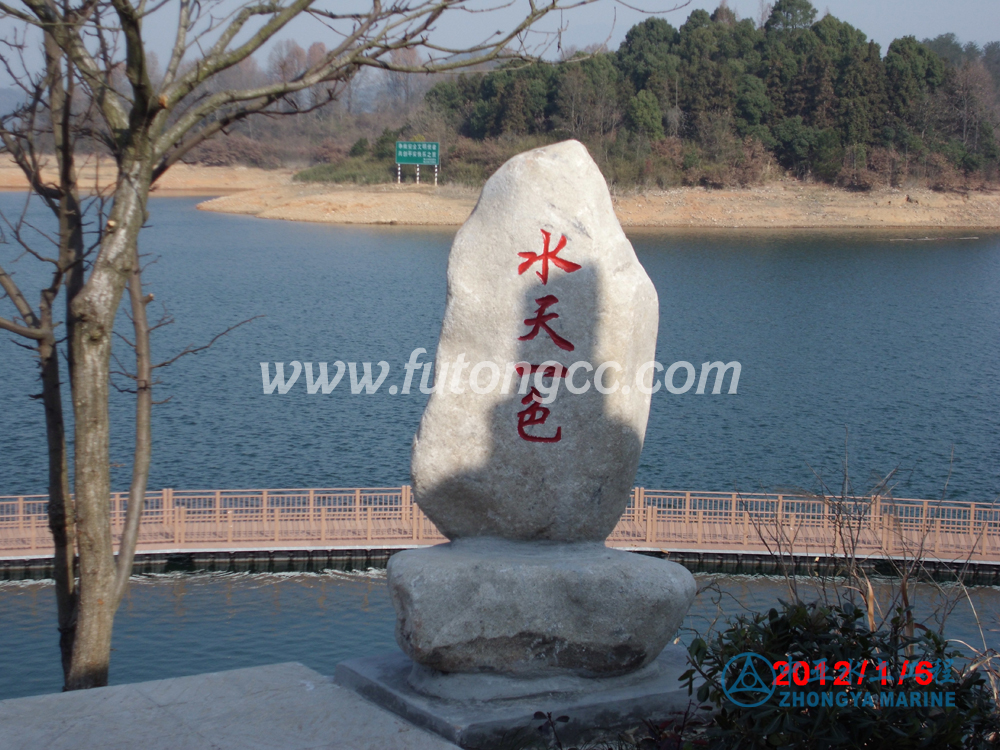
xmin=0 ymin=0 xmax=995 ymax=84
xmin=258 ymin=0 xmax=999 ymax=61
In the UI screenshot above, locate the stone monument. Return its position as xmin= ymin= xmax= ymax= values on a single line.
xmin=337 ymin=140 xmax=697 ymax=747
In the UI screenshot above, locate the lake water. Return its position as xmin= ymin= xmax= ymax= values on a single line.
xmin=1 ymin=195 xmax=999 ymax=699
xmin=2 ymin=198 xmax=999 ymax=498
xmin=2 ymin=571 xmax=998 ymax=700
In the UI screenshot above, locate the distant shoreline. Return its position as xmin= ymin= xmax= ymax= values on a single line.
xmin=0 ymin=157 xmax=297 ymax=198
xmin=198 ymin=181 xmax=1000 ymax=230
xmin=1 ymin=157 xmax=997 ymax=229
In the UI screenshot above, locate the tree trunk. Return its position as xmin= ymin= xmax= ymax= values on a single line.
xmin=40 ymin=331 xmax=76 ymax=678
xmin=64 ymin=157 xmax=152 ymax=690
xmin=44 ymin=35 xmax=83 ymax=686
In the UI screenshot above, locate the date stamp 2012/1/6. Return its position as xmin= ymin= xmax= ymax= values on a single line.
xmin=721 ymin=652 xmax=958 ymax=709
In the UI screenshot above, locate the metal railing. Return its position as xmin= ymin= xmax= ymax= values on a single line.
xmin=1 ymin=487 xmax=997 ymax=562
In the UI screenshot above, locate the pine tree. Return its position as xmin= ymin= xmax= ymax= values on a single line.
xmin=885 ymin=36 xmax=946 ymax=139
xmin=615 ymin=18 xmax=681 ymax=95
xmin=764 ymin=0 xmax=818 ymax=35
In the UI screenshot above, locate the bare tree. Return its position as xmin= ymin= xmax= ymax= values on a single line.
xmin=269 ymin=39 xmax=308 ymax=82
xmin=269 ymin=39 xmax=308 ymax=109
xmin=384 ymin=47 xmax=423 ymax=111
xmin=555 ymin=65 xmax=590 ymax=136
xmin=306 ymin=41 xmax=328 ymax=109
xmin=0 ymin=0 xmax=598 ymax=691
xmin=948 ymin=59 xmax=998 ymax=152
xmin=756 ymin=0 xmax=773 ymax=29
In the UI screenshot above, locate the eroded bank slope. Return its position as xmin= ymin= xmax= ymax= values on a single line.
xmin=197 ymin=181 xmax=1000 ymax=229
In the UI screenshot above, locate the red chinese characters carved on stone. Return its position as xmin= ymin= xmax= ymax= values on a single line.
xmin=519 ymin=294 xmax=574 ymax=352
xmin=514 ymin=363 xmax=569 ymax=378
xmin=514 ymin=229 xmax=578 ymax=444
xmin=517 ymin=387 xmax=561 ymax=443
xmin=517 ymin=229 xmax=581 ymax=285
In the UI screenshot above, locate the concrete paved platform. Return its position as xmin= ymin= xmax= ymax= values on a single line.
xmin=336 ymin=646 xmax=700 ymax=748
xmin=0 ymin=662 xmax=460 ymax=750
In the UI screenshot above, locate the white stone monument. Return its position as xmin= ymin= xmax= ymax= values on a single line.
xmin=337 ymin=141 xmax=698 ymax=747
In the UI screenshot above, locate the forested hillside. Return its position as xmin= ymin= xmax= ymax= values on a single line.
xmin=208 ymin=0 xmax=1000 ymax=190
xmin=410 ymin=0 xmax=999 ymax=189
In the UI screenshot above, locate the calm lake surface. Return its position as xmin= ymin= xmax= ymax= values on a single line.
xmin=1 ymin=195 xmax=999 ymax=699
xmin=3 ymin=572 xmax=999 ymax=700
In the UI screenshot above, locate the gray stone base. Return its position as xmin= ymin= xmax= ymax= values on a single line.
xmin=335 ymin=646 xmax=700 ymax=749
xmin=388 ymin=539 xmax=697 ymax=677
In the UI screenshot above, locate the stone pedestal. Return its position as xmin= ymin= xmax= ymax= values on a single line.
xmin=336 ymin=646 xmax=698 ymax=749
xmin=389 ymin=538 xmax=696 ymax=677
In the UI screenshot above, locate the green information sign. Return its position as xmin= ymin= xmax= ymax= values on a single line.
xmin=395 ymin=141 xmax=440 ymax=166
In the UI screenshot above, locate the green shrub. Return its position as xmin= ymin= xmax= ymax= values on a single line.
xmin=293 ymin=158 xmax=394 ymax=184
xmin=685 ymin=600 xmax=999 ymax=750
xmin=627 ymin=89 xmax=666 ymax=142
xmin=812 ymin=128 xmax=845 ymax=182
xmin=348 ymin=138 xmax=370 ymax=157
xmin=372 ymin=127 xmax=405 ymax=159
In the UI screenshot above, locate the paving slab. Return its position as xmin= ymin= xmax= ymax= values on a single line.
xmin=0 ymin=662 xmax=460 ymax=750
xmin=336 ymin=646 xmax=701 ymax=749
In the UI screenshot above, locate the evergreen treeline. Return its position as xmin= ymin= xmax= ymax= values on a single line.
xmin=409 ymin=0 xmax=998 ymax=189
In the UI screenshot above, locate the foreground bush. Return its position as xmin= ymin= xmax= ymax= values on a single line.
xmin=685 ymin=601 xmax=999 ymax=750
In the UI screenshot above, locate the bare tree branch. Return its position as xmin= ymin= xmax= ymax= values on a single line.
xmin=112 ymin=246 xmax=151 ymax=605
xmin=0 ymin=259 xmax=40 ymax=327
xmin=152 ymin=314 xmax=263 ymax=369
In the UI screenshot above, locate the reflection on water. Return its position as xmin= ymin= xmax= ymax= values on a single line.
xmin=2 ymin=572 xmax=998 ymax=700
